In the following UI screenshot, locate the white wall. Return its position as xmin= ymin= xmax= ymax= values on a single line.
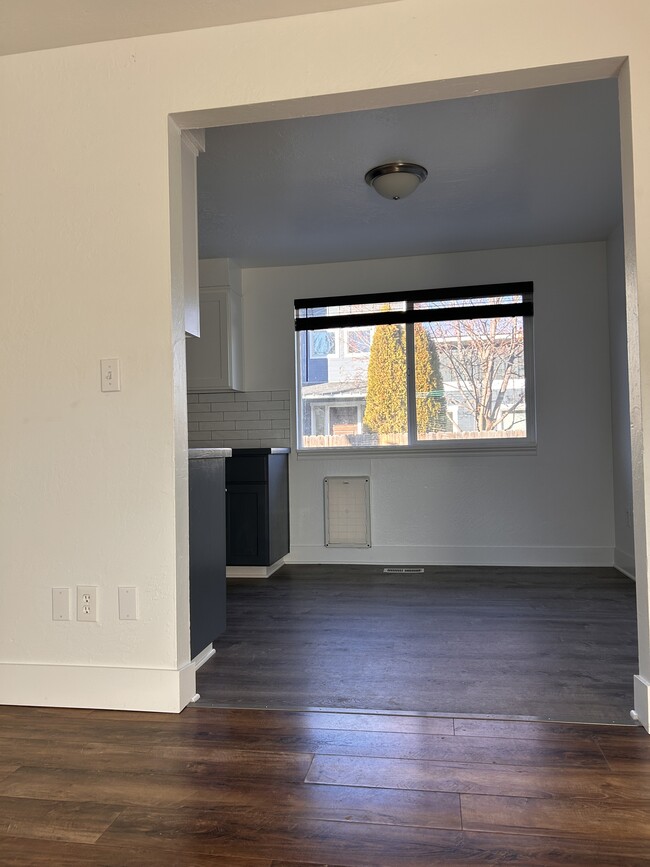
xmin=1 ymin=0 xmax=649 ymax=721
xmin=608 ymin=222 xmax=636 ymax=577
xmin=243 ymin=243 xmax=614 ymax=565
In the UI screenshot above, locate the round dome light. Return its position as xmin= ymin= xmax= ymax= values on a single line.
xmin=365 ymin=161 xmax=428 ymax=200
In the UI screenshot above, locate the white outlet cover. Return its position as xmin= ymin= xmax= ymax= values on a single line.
xmin=77 ymin=585 xmax=97 ymax=622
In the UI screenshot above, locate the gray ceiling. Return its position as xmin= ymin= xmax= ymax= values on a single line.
xmin=197 ymin=78 xmax=622 ymax=268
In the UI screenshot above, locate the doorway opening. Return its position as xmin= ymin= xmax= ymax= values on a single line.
xmin=174 ymin=58 xmax=644 ymax=727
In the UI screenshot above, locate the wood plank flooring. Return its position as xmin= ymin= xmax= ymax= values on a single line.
xmin=197 ymin=565 xmax=638 ymax=723
xmin=0 ymin=704 xmax=648 ymax=865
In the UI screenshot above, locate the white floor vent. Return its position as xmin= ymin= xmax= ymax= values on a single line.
xmin=324 ymin=476 xmax=371 ymax=547
xmin=383 ymin=567 xmax=424 ymax=574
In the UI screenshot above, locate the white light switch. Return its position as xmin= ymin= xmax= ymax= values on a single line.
xmin=118 ymin=586 xmax=138 ymax=620
xmin=52 ymin=588 xmax=70 ymax=621
xmin=100 ymin=358 xmax=121 ymax=392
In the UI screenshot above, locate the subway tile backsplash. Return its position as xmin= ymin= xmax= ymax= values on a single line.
xmin=188 ymin=390 xmax=291 ymax=449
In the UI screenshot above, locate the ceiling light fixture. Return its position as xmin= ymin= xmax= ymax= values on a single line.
xmin=365 ymin=161 xmax=428 ymax=200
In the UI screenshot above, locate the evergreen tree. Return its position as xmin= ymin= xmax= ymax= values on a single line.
xmin=363 ymin=323 xmax=407 ymax=434
xmin=414 ymin=322 xmax=448 ymax=435
xmin=363 ymin=322 xmax=447 ymax=436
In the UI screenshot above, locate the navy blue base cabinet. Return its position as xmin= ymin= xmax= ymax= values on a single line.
xmin=226 ymin=449 xmax=290 ymax=567
xmin=188 ymin=449 xmax=229 ymax=658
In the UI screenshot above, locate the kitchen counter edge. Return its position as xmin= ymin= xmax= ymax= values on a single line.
xmin=227 ymin=448 xmax=291 ymax=455
xmin=188 ymin=448 xmax=233 ymax=460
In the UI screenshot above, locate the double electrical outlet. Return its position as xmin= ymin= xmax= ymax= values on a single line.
xmin=51 ymin=586 xmax=138 ymax=621
xmin=77 ymin=586 xmax=97 ymax=621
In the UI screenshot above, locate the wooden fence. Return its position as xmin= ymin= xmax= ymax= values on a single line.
xmin=302 ymin=430 xmax=525 ymax=448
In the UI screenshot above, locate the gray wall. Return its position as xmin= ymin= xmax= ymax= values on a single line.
xmin=607 ymin=222 xmax=635 ymax=576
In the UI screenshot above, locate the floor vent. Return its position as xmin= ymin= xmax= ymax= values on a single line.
xmin=383 ymin=567 xmax=424 ymax=574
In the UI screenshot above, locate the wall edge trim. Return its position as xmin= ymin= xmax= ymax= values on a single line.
xmin=0 ymin=661 xmax=196 ymax=713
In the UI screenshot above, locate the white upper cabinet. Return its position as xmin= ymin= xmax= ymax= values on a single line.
xmin=186 ymin=260 xmax=243 ymax=392
xmin=169 ymin=127 xmax=204 ymax=338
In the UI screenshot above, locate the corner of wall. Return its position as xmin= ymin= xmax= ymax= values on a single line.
xmin=633 ymin=675 xmax=650 ymax=732
xmin=0 ymin=662 xmax=197 ymax=713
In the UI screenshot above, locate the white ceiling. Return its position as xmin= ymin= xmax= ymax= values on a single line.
xmin=0 ymin=0 xmax=394 ymax=56
xmin=197 ymin=78 xmax=622 ymax=268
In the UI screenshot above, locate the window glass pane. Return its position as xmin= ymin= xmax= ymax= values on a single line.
xmin=311 ymin=404 xmax=326 ymax=436
xmin=300 ymin=323 xmax=407 ymax=448
xmin=301 ymin=300 xmax=407 ymax=319
xmin=345 ymin=327 xmax=372 ymax=355
xmin=309 ymin=330 xmax=336 ymax=358
xmin=413 ymin=294 xmax=522 ymax=311
xmin=329 ymin=405 xmax=359 ymax=434
xmin=415 ymin=315 xmax=526 ymax=441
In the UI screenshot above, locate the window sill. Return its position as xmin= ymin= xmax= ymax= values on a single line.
xmin=296 ymin=441 xmax=538 ymax=459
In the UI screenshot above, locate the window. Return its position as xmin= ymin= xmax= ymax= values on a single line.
xmin=309 ymin=329 xmax=338 ymax=358
xmin=344 ymin=327 xmax=373 ymax=356
xmin=295 ymin=283 xmax=534 ymax=451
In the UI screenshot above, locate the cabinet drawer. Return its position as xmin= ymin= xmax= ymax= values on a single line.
xmin=226 ymin=455 xmax=268 ymax=484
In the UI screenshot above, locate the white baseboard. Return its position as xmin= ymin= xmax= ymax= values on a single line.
xmin=285 ymin=545 xmax=614 ymax=568
xmin=633 ymin=675 xmax=650 ymax=732
xmin=614 ymin=548 xmax=636 ymax=580
xmin=227 ymin=558 xmax=285 ymax=578
xmin=192 ymin=644 xmax=216 ymax=672
xmin=0 ymin=661 xmax=196 ymax=713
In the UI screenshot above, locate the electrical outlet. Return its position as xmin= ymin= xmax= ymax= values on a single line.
xmin=77 ymin=586 xmax=97 ymax=622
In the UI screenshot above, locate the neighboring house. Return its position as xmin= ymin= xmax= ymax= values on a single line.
xmin=300 ymin=320 xmax=527 ymax=442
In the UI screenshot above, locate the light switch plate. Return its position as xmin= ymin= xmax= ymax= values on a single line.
xmin=100 ymin=358 xmax=120 ymax=392
xmin=52 ymin=588 xmax=70 ymax=621
xmin=118 ymin=586 xmax=138 ymax=620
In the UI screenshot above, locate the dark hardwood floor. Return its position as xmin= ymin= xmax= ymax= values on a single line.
xmin=0 ymin=704 xmax=648 ymax=865
xmin=196 ymin=565 xmax=638 ymax=724
xmin=1 ymin=566 xmax=639 ymax=863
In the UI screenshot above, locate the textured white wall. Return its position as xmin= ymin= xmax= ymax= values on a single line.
xmin=243 ymin=243 xmax=615 ymax=565
xmin=1 ymin=0 xmax=649 ymax=717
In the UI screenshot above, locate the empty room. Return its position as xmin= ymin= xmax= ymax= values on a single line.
xmin=190 ymin=77 xmax=637 ymax=726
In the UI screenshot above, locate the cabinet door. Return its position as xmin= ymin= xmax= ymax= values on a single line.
xmin=268 ymin=454 xmax=290 ymax=564
xmin=186 ymin=286 xmax=243 ymax=392
xmin=186 ymin=288 xmax=229 ymax=392
xmin=226 ymin=484 xmax=269 ymax=565
xmin=189 ymin=459 xmax=227 ymax=658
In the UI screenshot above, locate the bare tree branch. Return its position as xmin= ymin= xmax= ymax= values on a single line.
xmin=428 ymin=313 xmax=525 ymax=432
